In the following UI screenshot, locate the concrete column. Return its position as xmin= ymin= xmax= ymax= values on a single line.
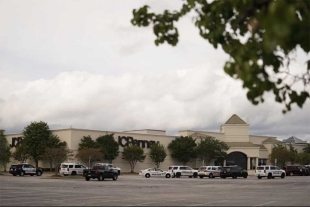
xmin=256 ymin=157 xmax=259 ymax=167
xmin=247 ymin=157 xmax=251 ymax=170
xmin=223 ymin=160 xmax=226 ymax=166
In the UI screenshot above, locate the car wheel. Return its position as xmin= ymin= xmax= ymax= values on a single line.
xmin=272 ymin=177 xmax=275 ymax=179
xmin=290 ymin=172 xmax=293 ymax=176
xmin=176 ymin=172 xmax=181 ymax=178
xmin=199 ymin=176 xmax=203 ymax=179
xmin=98 ymin=174 xmax=103 ymax=181
xmin=36 ymin=171 xmax=42 ymax=176
xmin=20 ymin=171 xmax=25 ymax=176
xmin=221 ymin=176 xmax=226 ymax=179
xmin=30 ymin=174 xmax=34 ymax=176
xmin=257 ymin=176 xmax=262 ymax=179
xmin=281 ymin=173 xmax=285 ymax=179
xmin=85 ymin=177 xmax=90 ymax=181
xmin=145 ymin=173 xmax=150 ymax=178
xmin=113 ymin=174 xmax=118 ymax=181
xmin=189 ymin=176 xmax=193 ymax=178
xmin=118 ymin=170 xmax=120 ymax=175
xmin=13 ymin=174 xmax=17 ymax=176
xmin=209 ymin=173 xmax=213 ymax=178
xmin=267 ymin=173 xmax=272 ymax=179
xmin=243 ymin=175 xmax=247 ymax=179
xmin=71 ymin=171 xmax=77 ymax=176
xmin=165 ymin=174 xmax=171 ymax=178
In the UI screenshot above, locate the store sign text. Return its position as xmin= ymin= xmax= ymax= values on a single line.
xmin=118 ymin=136 xmax=159 ymax=148
xmin=10 ymin=137 xmax=24 ymax=148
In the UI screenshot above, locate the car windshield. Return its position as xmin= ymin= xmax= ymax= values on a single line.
xmin=61 ymin=165 xmax=68 ymax=168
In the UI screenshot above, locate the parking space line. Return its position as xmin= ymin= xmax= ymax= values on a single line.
xmin=189 ymin=200 xmax=228 ymax=206
xmin=127 ymin=199 xmax=185 ymax=206
xmin=253 ymin=201 xmax=277 ymax=206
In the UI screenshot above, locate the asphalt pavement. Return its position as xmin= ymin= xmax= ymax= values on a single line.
xmin=0 ymin=173 xmax=309 ymax=206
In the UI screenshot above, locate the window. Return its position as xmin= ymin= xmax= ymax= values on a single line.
xmin=207 ymin=167 xmax=211 ymax=170
xmin=75 ymin=165 xmax=81 ymax=168
xmin=23 ymin=165 xmax=29 ymax=168
xmin=212 ymin=167 xmax=216 ymax=170
xmin=69 ymin=165 xmax=73 ymax=168
xmin=173 ymin=167 xmax=178 ymax=170
xmin=180 ymin=167 xmax=187 ymax=170
xmin=199 ymin=167 xmax=206 ymax=171
xmin=185 ymin=167 xmax=192 ymax=170
xmin=29 ymin=165 xmax=34 ymax=168
xmin=270 ymin=166 xmax=276 ymax=170
xmin=61 ymin=165 xmax=68 ymax=168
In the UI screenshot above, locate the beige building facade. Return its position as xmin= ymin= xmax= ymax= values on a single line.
xmin=3 ymin=114 xmax=309 ymax=173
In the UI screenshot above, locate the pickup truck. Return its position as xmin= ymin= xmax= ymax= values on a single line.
xmin=83 ymin=164 xmax=118 ymax=181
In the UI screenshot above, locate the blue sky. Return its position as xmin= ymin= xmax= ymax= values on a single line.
xmin=0 ymin=0 xmax=309 ymax=141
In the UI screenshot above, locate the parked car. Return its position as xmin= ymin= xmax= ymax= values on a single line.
xmin=83 ymin=163 xmax=118 ymax=181
xmin=283 ymin=165 xmax=310 ymax=176
xmin=168 ymin=166 xmax=198 ymax=178
xmin=9 ymin=163 xmax=43 ymax=176
xmin=255 ymin=165 xmax=285 ymax=179
xmin=139 ymin=167 xmax=173 ymax=178
xmin=59 ymin=162 xmax=86 ymax=176
xmin=198 ymin=166 xmax=222 ymax=178
xmin=220 ymin=165 xmax=248 ymax=179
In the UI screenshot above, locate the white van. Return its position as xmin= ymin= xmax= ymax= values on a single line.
xmin=59 ymin=162 xmax=87 ymax=176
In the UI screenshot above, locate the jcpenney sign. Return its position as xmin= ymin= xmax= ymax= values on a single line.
xmin=10 ymin=137 xmax=23 ymax=148
xmin=118 ymin=136 xmax=159 ymax=149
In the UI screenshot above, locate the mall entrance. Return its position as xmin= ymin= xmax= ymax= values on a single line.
xmin=226 ymin=151 xmax=247 ymax=170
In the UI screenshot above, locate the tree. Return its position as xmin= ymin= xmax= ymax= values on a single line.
xmin=131 ymin=1 xmax=310 ymax=113
xmin=149 ymin=143 xmax=167 ymax=168
xmin=22 ymin=121 xmax=52 ymax=167
xmin=78 ymin=135 xmax=98 ymax=150
xmin=75 ymin=148 xmax=104 ymax=168
xmin=12 ymin=143 xmax=29 ymax=163
xmin=41 ymin=146 xmax=73 ymax=175
xmin=96 ymin=134 xmax=119 ymax=164
xmin=296 ymin=152 xmax=310 ymax=165
xmin=0 ymin=130 xmax=11 ymax=171
xmin=196 ymin=138 xmax=229 ymax=165
xmin=269 ymin=144 xmax=290 ymax=168
xmin=168 ymin=136 xmax=197 ymax=165
xmin=303 ymin=144 xmax=310 ymax=153
xmin=288 ymin=144 xmax=298 ymax=165
xmin=44 ymin=135 xmax=67 ymax=171
xmin=122 ymin=145 xmax=146 ymax=173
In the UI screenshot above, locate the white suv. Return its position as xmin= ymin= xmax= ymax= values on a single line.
xmin=59 ymin=162 xmax=86 ymax=176
xmin=255 ymin=165 xmax=286 ymax=179
xmin=198 ymin=166 xmax=222 ymax=178
xmin=168 ymin=166 xmax=198 ymax=178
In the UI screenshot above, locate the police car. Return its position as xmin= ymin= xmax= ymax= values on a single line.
xmin=59 ymin=162 xmax=87 ymax=176
xmin=168 ymin=166 xmax=198 ymax=178
xmin=255 ymin=165 xmax=286 ymax=179
xmin=139 ymin=168 xmax=173 ymax=178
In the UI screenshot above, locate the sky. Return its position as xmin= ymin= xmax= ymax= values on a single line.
xmin=0 ymin=0 xmax=309 ymax=142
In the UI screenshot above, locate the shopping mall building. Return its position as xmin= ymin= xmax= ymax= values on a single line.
xmin=4 ymin=114 xmax=308 ymax=173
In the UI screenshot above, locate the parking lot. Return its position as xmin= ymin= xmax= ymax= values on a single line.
xmin=0 ymin=174 xmax=309 ymax=206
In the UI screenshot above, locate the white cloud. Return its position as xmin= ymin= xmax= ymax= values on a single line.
xmin=0 ymin=0 xmax=309 ymax=142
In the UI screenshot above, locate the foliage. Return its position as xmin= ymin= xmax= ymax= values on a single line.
xmin=0 ymin=130 xmax=11 ymax=171
xmin=22 ymin=121 xmax=52 ymax=167
xmin=303 ymin=144 xmax=310 ymax=153
xmin=41 ymin=146 xmax=73 ymax=175
xmin=78 ymin=135 xmax=99 ymax=150
xmin=269 ymin=144 xmax=290 ymax=168
xmin=131 ymin=0 xmax=310 ymax=113
xmin=12 ymin=143 xmax=30 ymax=163
xmin=288 ymin=144 xmax=298 ymax=164
xmin=196 ymin=138 xmax=229 ymax=165
xmin=149 ymin=143 xmax=167 ymax=168
xmin=296 ymin=152 xmax=310 ymax=165
xmin=168 ymin=136 xmax=197 ymax=165
xmin=75 ymin=148 xmax=104 ymax=168
xmin=43 ymin=135 xmax=68 ymax=171
xmin=122 ymin=145 xmax=146 ymax=172
xmin=96 ymin=134 xmax=119 ymax=164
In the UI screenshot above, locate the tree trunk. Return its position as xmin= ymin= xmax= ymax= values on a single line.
xmin=50 ymin=160 xmax=53 ymax=171
xmin=3 ymin=164 xmax=6 ymax=172
xmin=35 ymin=159 xmax=39 ymax=168
xmin=156 ymin=162 xmax=160 ymax=168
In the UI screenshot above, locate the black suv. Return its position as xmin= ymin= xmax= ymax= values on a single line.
xmin=283 ymin=165 xmax=310 ymax=176
xmin=220 ymin=165 xmax=248 ymax=179
xmin=9 ymin=163 xmax=43 ymax=176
